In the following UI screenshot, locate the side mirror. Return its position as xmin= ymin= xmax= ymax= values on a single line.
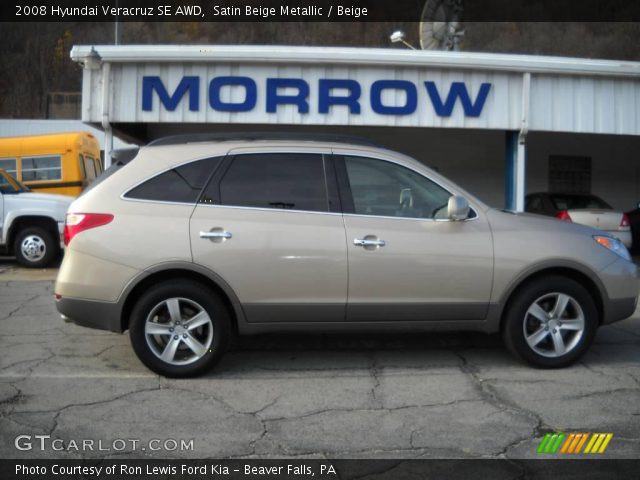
xmin=637 ymin=201 xmax=640 ymax=209
xmin=448 ymin=195 xmax=470 ymax=221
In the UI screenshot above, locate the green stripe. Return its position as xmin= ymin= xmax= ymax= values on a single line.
xmin=550 ymin=433 xmax=565 ymax=453
xmin=544 ymin=434 xmax=558 ymax=453
xmin=537 ymin=433 xmax=552 ymax=454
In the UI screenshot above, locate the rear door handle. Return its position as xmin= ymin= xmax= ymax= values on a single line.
xmin=200 ymin=230 xmax=232 ymax=239
xmin=354 ymin=238 xmax=386 ymax=247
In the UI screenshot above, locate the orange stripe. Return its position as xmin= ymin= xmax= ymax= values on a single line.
xmin=561 ymin=434 xmax=575 ymax=453
xmin=568 ymin=433 xmax=582 ymax=453
xmin=575 ymin=433 xmax=589 ymax=453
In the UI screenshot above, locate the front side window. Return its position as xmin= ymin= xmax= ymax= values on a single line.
xmin=0 ymin=158 xmax=17 ymax=177
xmin=217 ymin=153 xmax=328 ymax=212
xmin=21 ymin=155 xmax=62 ymax=181
xmin=344 ymin=156 xmax=452 ymax=219
xmin=125 ymin=157 xmax=221 ymax=203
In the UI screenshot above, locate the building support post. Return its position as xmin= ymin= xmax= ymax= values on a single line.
xmin=101 ymin=62 xmax=113 ymax=168
xmin=505 ymin=72 xmax=531 ymax=212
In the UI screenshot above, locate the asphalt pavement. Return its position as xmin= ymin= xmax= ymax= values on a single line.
xmin=1 ymin=261 xmax=639 ymax=459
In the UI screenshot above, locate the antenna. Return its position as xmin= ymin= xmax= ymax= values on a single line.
xmin=419 ymin=0 xmax=465 ymax=51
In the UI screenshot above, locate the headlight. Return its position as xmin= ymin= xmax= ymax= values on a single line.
xmin=593 ymin=235 xmax=631 ymax=261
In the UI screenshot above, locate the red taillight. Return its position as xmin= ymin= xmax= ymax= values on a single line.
xmin=620 ymin=213 xmax=630 ymax=229
xmin=555 ymin=210 xmax=572 ymax=222
xmin=64 ymin=213 xmax=114 ymax=246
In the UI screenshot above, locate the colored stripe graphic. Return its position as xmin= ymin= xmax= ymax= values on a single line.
xmin=538 ymin=433 xmax=565 ymax=454
xmin=539 ymin=433 xmax=613 ymax=454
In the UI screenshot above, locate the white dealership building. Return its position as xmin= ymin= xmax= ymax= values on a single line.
xmin=70 ymin=45 xmax=640 ymax=211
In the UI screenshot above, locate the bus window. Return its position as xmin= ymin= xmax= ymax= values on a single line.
xmin=79 ymin=154 xmax=87 ymax=179
xmin=83 ymin=155 xmax=97 ymax=180
xmin=0 ymin=157 xmax=17 ymax=177
xmin=21 ymin=155 xmax=62 ymax=181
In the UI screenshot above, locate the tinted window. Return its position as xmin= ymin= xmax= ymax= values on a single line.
xmin=344 ymin=156 xmax=452 ymax=219
xmin=525 ymin=195 xmax=543 ymax=212
xmin=125 ymin=158 xmax=221 ymax=203
xmin=550 ymin=194 xmax=611 ymax=210
xmin=217 ymin=153 xmax=328 ymax=212
xmin=21 ymin=155 xmax=62 ymax=181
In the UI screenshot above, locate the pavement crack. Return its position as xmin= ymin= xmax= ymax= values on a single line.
xmin=453 ymin=349 xmax=550 ymax=458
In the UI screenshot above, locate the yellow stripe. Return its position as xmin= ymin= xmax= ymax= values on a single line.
xmin=597 ymin=434 xmax=613 ymax=454
xmin=584 ymin=434 xmax=598 ymax=453
xmin=560 ymin=434 xmax=575 ymax=453
xmin=591 ymin=434 xmax=606 ymax=453
xmin=575 ymin=433 xmax=589 ymax=454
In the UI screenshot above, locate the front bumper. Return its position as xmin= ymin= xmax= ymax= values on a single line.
xmin=599 ymin=257 xmax=639 ymax=325
xmin=57 ymin=221 xmax=65 ymax=249
xmin=56 ymin=296 xmax=123 ymax=332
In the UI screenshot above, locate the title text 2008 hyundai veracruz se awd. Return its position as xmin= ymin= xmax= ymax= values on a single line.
xmin=55 ymin=135 xmax=638 ymax=377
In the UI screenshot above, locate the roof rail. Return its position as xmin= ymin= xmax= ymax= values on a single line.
xmin=147 ymin=132 xmax=383 ymax=147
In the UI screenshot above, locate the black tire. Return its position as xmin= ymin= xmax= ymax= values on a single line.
xmin=129 ymin=280 xmax=230 ymax=377
xmin=13 ymin=227 xmax=58 ymax=268
xmin=502 ymin=275 xmax=598 ymax=368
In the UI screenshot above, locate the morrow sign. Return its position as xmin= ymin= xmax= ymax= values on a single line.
xmin=141 ymin=76 xmax=493 ymax=117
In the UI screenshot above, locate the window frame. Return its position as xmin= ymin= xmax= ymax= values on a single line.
xmin=201 ymin=151 xmax=341 ymax=214
xmin=121 ymin=155 xmax=226 ymax=205
xmin=333 ymin=153 xmax=477 ymax=222
xmin=20 ymin=154 xmax=63 ymax=182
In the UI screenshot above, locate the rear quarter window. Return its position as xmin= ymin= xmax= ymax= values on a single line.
xmin=124 ymin=157 xmax=222 ymax=203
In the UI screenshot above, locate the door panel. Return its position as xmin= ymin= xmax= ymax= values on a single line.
xmin=338 ymin=154 xmax=494 ymax=322
xmin=345 ymin=215 xmax=493 ymax=321
xmin=190 ymin=207 xmax=347 ymax=322
xmin=190 ymin=151 xmax=347 ymax=323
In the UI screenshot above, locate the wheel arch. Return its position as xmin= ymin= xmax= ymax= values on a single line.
xmin=497 ymin=264 xmax=605 ymax=333
xmin=119 ymin=263 xmax=245 ymax=335
xmin=7 ymin=215 xmax=59 ymax=253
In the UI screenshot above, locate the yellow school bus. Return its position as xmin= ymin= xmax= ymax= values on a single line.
xmin=0 ymin=132 xmax=102 ymax=196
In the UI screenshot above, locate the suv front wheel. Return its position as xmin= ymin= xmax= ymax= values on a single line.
xmin=502 ymin=276 xmax=598 ymax=368
xmin=129 ymin=280 xmax=230 ymax=377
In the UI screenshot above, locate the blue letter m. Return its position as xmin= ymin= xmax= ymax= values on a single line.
xmin=142 ymin=76 xmax=200 ymax=112
xmin=425 ymin=81 xmax=491 ymax=117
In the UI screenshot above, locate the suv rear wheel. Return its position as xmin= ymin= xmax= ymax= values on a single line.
xmin=502 ymin=276 xmax=598 ymax=368
xmin=14 ymin=226 xmax=58 ymax=268
xmin=129 ymin=280 xmax=230 ymax=377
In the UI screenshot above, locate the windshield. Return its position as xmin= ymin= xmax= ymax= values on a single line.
xmin=0 ymin=169 xmax=30 ymax=194
xmin=550 ymin=194 xmax=611 ymax=210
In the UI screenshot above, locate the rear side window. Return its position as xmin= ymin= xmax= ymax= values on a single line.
xmin=125 ymin=158 xmax=222 ymax=203
xmin=216 ymin=153 xmax=328 ymax=212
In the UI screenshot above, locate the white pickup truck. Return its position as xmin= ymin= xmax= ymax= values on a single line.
xmin=0 ymin=169 xmax=72 ymax=267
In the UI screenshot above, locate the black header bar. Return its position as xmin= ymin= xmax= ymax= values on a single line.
xmin=2 ymin=0 xmax=640 ymax=22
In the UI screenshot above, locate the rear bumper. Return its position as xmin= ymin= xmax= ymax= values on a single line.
xmin=56 ymin=296 xmax=123 ymax=333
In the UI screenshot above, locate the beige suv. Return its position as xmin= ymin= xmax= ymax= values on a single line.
xmin=55 ymin=135 xmax=638 ymax=377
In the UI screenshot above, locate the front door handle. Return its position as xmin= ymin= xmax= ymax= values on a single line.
xmin=354 ymin=238 xmax=386 ymax=247
xmin=200 ymin=230 xmax=232 ymax=240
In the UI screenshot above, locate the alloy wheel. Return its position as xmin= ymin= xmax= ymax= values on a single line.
xmin=144 ymin=297 xmax=214 ymax=365
xmin=523 ymin=292 xmax=585 ymax=358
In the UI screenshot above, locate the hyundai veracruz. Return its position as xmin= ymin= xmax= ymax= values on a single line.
xmin=55 ymin=135 xmax=638 ymax=377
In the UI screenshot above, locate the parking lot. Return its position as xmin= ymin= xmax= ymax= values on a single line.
xmin=1 ymin=258 xmax=639 ymax=460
